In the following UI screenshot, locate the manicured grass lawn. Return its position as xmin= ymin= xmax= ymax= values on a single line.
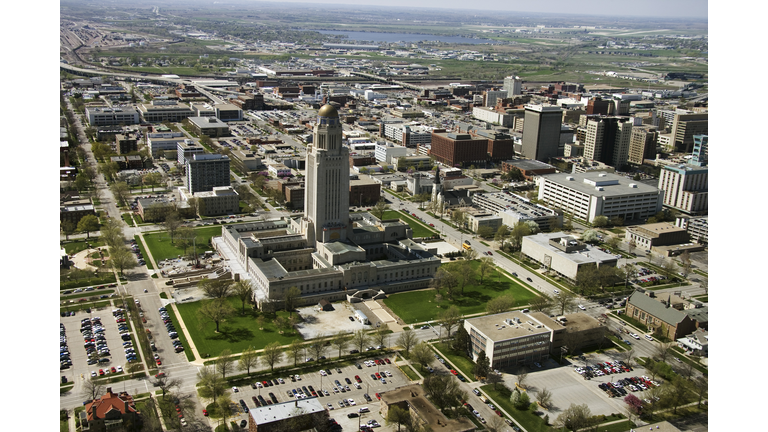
xmin=121 ymin=213 xmax=135 ymax=226
xmin=400 ymin=364 xmax=421 ymax=381
xmin=383 ymin=261 xmax=538 ymax=323
xmin=133 ymin=235 xmax=154 ymax=270
xmin=62 ymin=238 xmax=105 ymax=255
xmin=175 ymin=296 xmax=302 ymax=357
xmin=383 ymin=210 xmax=438 ymax=238
xmin=60 ymin=272 xmax=117 ymax=290
xmin=692 ymin=295 xmax=708 ymax=302
xmin=143 ymin=226 xmax=222 ymax=262
xmin=480 ymin=384 xmax=552 ymax=432
xmin=433 ymin=342 xmax=475 ymax=382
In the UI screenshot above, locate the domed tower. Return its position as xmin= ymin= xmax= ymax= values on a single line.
xmin=304 ymin=104 xmax=350 ymax=244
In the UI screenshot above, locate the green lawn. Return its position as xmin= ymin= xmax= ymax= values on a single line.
xmin=400 ymin=364 xmax=421 ymax=381
xmin=62 ymin=238 xmax=105 ymax=255
xmin=142 ymin=225 xmax=222 ymax=262
xmin=433 ymin=342 xmax=475 ymax=382
xmin=175 ymin=296 xmax=302 ymax=356
xmin=60 ymin=271 xmax=117 ymax=290
xmin=383 ymin=261 xmax=539 ymax=323
xmin=480 ymin=384 xmax=552 ymax=432
xmin=161 ymin=305 xmax=195 ymax=362
xmin=383 ymin=210 xmax=438 ymax=238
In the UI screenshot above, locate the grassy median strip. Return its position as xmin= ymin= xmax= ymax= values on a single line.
xmin=480 ymin=384 xmax=550 ymax=432
xmin=432 ymin=342 xmax=475 ymax=382
xmin=399 ymin=364 xmax=421 ymax=381
xmin=133 ymin=235 xmax=155 ymax=270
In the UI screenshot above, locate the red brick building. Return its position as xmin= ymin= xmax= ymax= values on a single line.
xmin=81 ymin=387 xmax=140 ymax=431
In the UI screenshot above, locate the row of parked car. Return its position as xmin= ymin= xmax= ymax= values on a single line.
xmin=598 ymin=375 xmax=659 ymax=398
xmin=575 ymin=360 xmax=632 ymax=379
xmin=60 ymin=323 xmax=73 ymax=370
xmin=159 ymin=306 xmax=185 ymax=352
xmin=130 ymin=239 xmax=145 ymax=266
xmin=112 ymin=308 xmax=137 ymax=363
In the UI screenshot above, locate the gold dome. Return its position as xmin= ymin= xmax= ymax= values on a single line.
xmin=318 ymin=104 xmax=339 ymax=118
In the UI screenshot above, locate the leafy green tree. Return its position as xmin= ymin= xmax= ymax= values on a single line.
xmin=110 ymin=246 xmax=137 ymax=276
xmin=582 ymin=229 xmax=601 ymax=243
xmin=510 ymin=221 xmax=532 ymax=250
xmin=262 ymin=342 xmax=283 ymax=373
xmin=232 ymin=280 xmax=254 ymax=315
xmin=215 ymin=349 xmax=235 ymax=379
xmin=486 ymin=294 xmax=515 ymax=315
xmin=197 ymin=298 xmax=235 ymax=333
xmin=592 ymin=215 xmax=609 ymax=227
xmin=473 ymin=351 xmax=490 ymax=379
xmin=76 ymin=214 xmax=99 ymax=239
xmin=239 ymin=346 xmax=259 ymax=375
xmin=61 ymin=220 xmax=77 ymax=240
xmin=196 ymin=365 xmax=227 ymax=404
xmin=288 ymin=339 xmax=303 ymax=366
xmin=386 ymin=405 xmax=411 ymax=432
xmin=370 ymin=199 xmax=390 ymax=220
xmin=494 ymin=224 xmax=510 ymax=248
xmin=477 ymin=225 xmax=496 ymax=239
xmin=410 ymin=342 xmax=434 ymax=371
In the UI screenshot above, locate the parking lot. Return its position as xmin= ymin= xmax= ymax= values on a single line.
xmin=228 ymin=356 xmax=406 ymax=430
xmin=498 ymin=353 xmax=653 ymax=419
xmin=60 ymin=304 xmax=137 ymax=385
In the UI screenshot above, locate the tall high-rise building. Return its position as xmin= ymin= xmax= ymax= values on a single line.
xmin=690 ymin=134 xmax=708 ymax=167
xmin=583 ymin=117 xmax=633 ymax=168
xmin=586 ymin=97 xmax=611 ymax=115
xmin=503 ymin=75 xmax=522 ymax=97
xmin=304 ymin=104 xmax=350 ymax=244
xmin=521 ymin=104 xmax=563 ymax=162
xmin=186 ymin=154 xmax=230 ymax=193
xmin=628 ymin=126 xmax=658 ymax=165
xmin=658 ymin=164 xmax=708 ymax=215
xmin=671 ymin=112 xmax=708 ymax=152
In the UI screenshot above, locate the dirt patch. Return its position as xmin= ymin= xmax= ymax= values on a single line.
xmin=295 ymin=302 xmax=370 ymax=339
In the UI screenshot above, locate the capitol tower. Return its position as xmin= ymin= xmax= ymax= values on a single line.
xmin=303 ymin=104 xmax=350 ymax=244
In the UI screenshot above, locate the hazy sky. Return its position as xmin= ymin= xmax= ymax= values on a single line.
xmin=254 ymin=0 xmax=708 ymax=19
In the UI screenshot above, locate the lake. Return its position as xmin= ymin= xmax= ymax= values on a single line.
xmin=315 ymin=30 xmax=496 ymax=45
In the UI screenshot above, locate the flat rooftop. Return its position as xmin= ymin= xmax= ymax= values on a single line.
xmin=249 ymin=397 xmax=325 ymax=426
xmin=525 ymin=232 xmax=618 ymax=265
xmin=541 ymin=172 xmax=660 ymax=197
xmin=466 ymin=311 xmax=553 ymax=342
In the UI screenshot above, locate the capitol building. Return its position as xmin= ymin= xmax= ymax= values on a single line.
xmin=213 ymin=104 xmax=442 ymax=309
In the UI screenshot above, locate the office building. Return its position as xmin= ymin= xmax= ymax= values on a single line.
xmin=538 ymin=172 xmax=663 ymax=223
xmin=182 ymin=186 xmax=239 ymax=217
xmin=84 ymin=106 xmax=140 ymax=126
xmin=624 ymin=223 xmax=690 ymax=251
xmin=670 ymin=113 xmax=708 ymax=152
xmin=658 ymin=164 xmax=708 ymax=215
xmin=586 ymin=97 xmax=611 ymax=115
xmin=675 ymin=216 xmax=708 ymax=244
xmin=628 ymin=126 xmax=659 ymax=165
xmin=214 ymin=103 xmax=243 ymax=122
xmin=186 ymin=116 xmax=230 ymax=137
xmin=177 ymin=140 xmax=205 ymax=166
xmin=521 ymin=232 xmax=618 ymax=281
xmin=374 ymin=142 xmax=408 ymax=164
xmin=484 ymin=90 xmax=508 ymax=107
xmin=114 ymin=133 xmax=138 ymax=155
xmin=186 ymin=154 xmax=231 ymax=193
xmin=138 ymin=101 xmax=194 ymax=123
xmin=690 ymin=134 xmax=708 ymax=167
xmin=473 ymin=191 xmax=561 ymax=232
xmin=247 ymin=398 xmax=328 ymax=432
xmin=503 ymin=75 xmax=522 ymax=97
xmin=583 ymin=116 xmax=633 ymax=169
xmin=521 ymin=104 xmax=563 ymax=162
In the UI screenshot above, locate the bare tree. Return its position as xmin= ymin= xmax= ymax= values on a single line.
xmin=373 ymin=323 xmax=389 ymax=347
xmin=655 ymin=342 xmax=674 ymax=363
xmin=436 ymin=305 xmax=461 ymax=340
xmin=352 ymin=329 xmax=370 ymax=353
xmin=288 ymin=339 xmax=304 ymax=366
xmin=409 ymin=342 xmax=434 ymax=371
xmin=152 ymin=375 xmax=182 ymax=400
xmin=516 ymin=367 xmax=529 ymax=389
xmin=308 ymin=340 xmax=327 ymax=361
xmin=486 ymin=415 xmax=507 ymax=432
xmin=233 ymin=280 xmax=254 ymax=314
xmin=535 ymin=387 xmax=553 ymax=409
xmin=554 ymin=290 xmax=577 ymax=315
xmin=477 ymin=257 xmax=494 ymax=284
xmin=215 ymin=349 xmax=235 ymax=379
xmin=486 ymin=371 xmax=503 ymax=390
xmin=199 ymin=279 xmax=234 ymax=299
xmin=486 ymin=294 xmax=515 ymax=315
xmin=162 ymin=211 xmax=184 ymax=244
xmin=82 ymin=378 xmax=104 ymax=401
xmin=283 ymin=286 xmax=301 ymax=316
xmin=623 ymin=347 xmax=636 ymax=368
xmin=331 ymin=332 xmax=350 ymax=358
xmin=396 ymin=329 xmax=418 ymax=356
xmin=197 ymin=298 xmax=235 ymax=333
xmin=262 ymin=341 xmax=283 ymax=373
xmin=239 ymin=346 xmax=259 ymax=375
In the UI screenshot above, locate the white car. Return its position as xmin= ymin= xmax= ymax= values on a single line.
xmin=578 ymin=305 xmax=586 ymax=310
xmin=232 ymin=386 xmax=239 ymax=393
xmin=644 ymin=335 xmax=654 ymax=341
xmin=348 ymin=399 xmax=356 ymax=406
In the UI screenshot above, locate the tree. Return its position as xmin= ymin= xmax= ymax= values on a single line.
xmin=477 ymin=257 xmax=494 ymax=284
xmin=256 ymin=314 xmax=265 ymax=330
xmin=623 ymin=393 xmax=643 ymax=415
xmin=331 ymin=332 xmax=350 ymax=358
xmin=152 ymin=375 xmax=182 ymax=400
xmin=654 ymin=342 xmax=674 ymax=363
xmin=623 ymin=347 xmax=636 ymax=368
xmin=288 ymin=340 xmax=304 ymax=366
xmin=486 ymin=294 xmax=515 ymax=315
xmin=196 ymin=365 xmax=227 ymax=404
xmin=486 ymin=371 xmax=503 ymax=390
xmin=692 ymin=376 xmax=708 ymax=408
xmin=679 ymin=250 xmax=692 ymax=277
xmin=239 ymin=346 xmax=259 ymax=375
xmin=110 ymin=246 xmax=137 ymax=276
xmin=581 ymin=229 xmax=601 ymax=243
xmin=516 ymin=367 xmax=529 ymax=389
xmin=162 ymin=212 xmax=184 ymax=244
xmin=143 ymin=172 xmax=163 ymax=192
xmin=486 ymin=416 xmax=507 ymax=432
xmin=386 ymin=405 xmax=411 ymax=432
xmin=700 ymin=278 xmax=708 ymax=295
xmin=110 ymin=182 xmax=131 ymax=207
xmin=309 ymin=340 xmax=327 ymax=361
xmin=410 ymin=342 xmax=434 ymax=371
xmin=174 ymin=226 xmax=196 ymax=257
xmin=536 ymin=387 xmax=553 ymax=409
xmin=509 ymin=221 xmax=532 ymax=250
xmin=494 ymin=224 xmax=510 ymax=249
xmin=621 ymin=263 xmax=637 ymax=288
xmin=283 ymin=286 xmax=301 ymax=316
xmin=554 ymin=290 xmax=576 ymax=315
xmin=662 ymin=258 xmax=678 ymax=281
xmin=370 ymin=199 xmax=390 ymax=220
xmin=436 ymin=306 xmax=461 ymax=340
xmin=432 ymin=267 xmax=458 ymax=300
xmin=262 ymin=341 xmax=283 ymax=373
xmin=606 ymin=235 xmax=621 ymax=249
xmin=555 ymin=403 xmax=595 ymax=431
xmin=627 ymin=238 xmax=637 ymax=255
xmin=452 ymin=260 xmax=476 ymax=294
xmin=82 ymin=378 xmax=104 ymax=401
xmin=473 ymin=351 xmax=490 ymax=379
xmin=665 ymin=376 xmax=692 ymax=414
xmin=233 ymin=280 xmax=254 ymax=315
xmin=274 ymin=316 xmax=289 ymax=333
xmin=199 ymin=279 xmax=234 ymax=299
xmin=352 ymin=329 xmax=370 ymax=353
xmin=512 ymin=390 xmax=530 ymax=410
xmin=373 ymin=323 xmax=389 ymax=347
xmin=477 ymin=225 xmax=495 ymax=239
xmin=197 ymin=298 xmax=235 ymax=333
xmin=61 ymin=220 xmax=77 ymax=240
xmin=422 ymin=374 xmax=465 ymax=411
xmin=396 ymin=329 xmax=418 ymax=356
xmin=77 ymin=214 xmax=100 ymax=239
xmin=592 ymin=215 xmax=609 ymax=227
xmin=215 ymin=349 xmax=235 ymax=379
xmin=529 ymin=294 xmax=553 ymax=314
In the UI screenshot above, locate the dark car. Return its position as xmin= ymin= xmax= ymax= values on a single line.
xmin=526 ymin=277 xmax=533 ymax=282
xmin=240 ymin=419 xmax=247 ymax=428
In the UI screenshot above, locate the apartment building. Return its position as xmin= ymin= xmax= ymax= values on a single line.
xmin=658 ymin=164 xmax=708 ymax=215
xmin=186 ymin=154 xmax=231 ymax=193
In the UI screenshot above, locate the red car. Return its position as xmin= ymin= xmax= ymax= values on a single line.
xmin=156 ymin=359 xmax=162 ymax=365
xmin=355 ymin=375 xmax=362 ymax=383
xmin=375 ymin=393 xmax=381 ymax=400
xmin=202 ymin=409 xmax=208 ymax=416
xmin=110 ymin=367 xmax=116 ymax=373
xmin=429 ymin=223 xmax=434 ymax=227
xmin=384 ymin=358 xmax=391 ymax=364
xmin=450 ymin=370 xmax=458 ymax=376
xmin=487 ymin=251 xmax=492 ymax=256
xmin=411 ymin=213 xmax=417 ymax=217
xmin=375 ymin=373 xmax=381 ymax=379
xmin=98 ymin=369 xmax=105 ymax=376
xmin=155 ymin=373 xmax=165 ymax=379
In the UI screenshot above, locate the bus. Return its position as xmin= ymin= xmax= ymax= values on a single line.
xmin=462 ymin=241 xmax=472 ymax=251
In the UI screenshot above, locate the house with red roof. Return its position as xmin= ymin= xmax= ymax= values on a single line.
xmin=81 ymin=387 xmax=140 ymax=431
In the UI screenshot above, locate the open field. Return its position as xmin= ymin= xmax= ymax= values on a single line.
xmin=142 ymin=226 xmax=222 ymax=262
xmin=383 ymin=260 xmax=539 ymax=323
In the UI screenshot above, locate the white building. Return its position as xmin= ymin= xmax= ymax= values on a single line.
xmin=521 ymin=232 xmax=618 ymax=281
xmin=472 ymin=106 xmax=515 ymax=127
xmin=658 ymin=164 xmax=708 ymax=215
xmin=374 ymin=142 xmax=408 ymax=164
xmin=538 ymin=172 xmax=663 ymax=223
xmin=85 ymin=106 xmax=140 ymax=126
